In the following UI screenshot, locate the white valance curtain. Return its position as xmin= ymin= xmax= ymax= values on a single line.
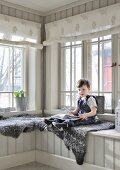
xmin=0 ymin=14 xmax=43 ymax=49
xmin=44 ymin=4 xmax=120 ymax=45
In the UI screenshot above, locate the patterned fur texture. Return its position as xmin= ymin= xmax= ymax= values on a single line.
xmin=0 ymin=114 xmax=115 ymax=165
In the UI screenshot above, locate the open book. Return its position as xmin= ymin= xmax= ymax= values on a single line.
xmin=63 ymin=107 xmax=80 ymax=118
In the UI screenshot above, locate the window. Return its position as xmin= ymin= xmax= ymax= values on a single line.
xmin=60 ymin=35 xmax=112 ymax=111
xmin=60 ymin=41 xmax=82 ymax=108
xmin=0 ymin=44 xmax=24 ymax=109
xmin=87 ymin=35 xmax=112 ymax=110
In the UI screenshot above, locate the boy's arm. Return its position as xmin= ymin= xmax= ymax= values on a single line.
xmin=79 ymin=106 xmax=97 ymax=119
xmin=69 ymin=107 xmax=80 ymax=116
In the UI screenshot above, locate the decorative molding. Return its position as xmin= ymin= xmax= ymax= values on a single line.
xmin=0 ymin=0 xmax=45 ymax=16
xmin=46 ymin=0 xmax=93 ymax=15
xmin=0 ymin=151 xmax=35 ymax=170
xmin=36 ymin=150 xmax=113 ymax=170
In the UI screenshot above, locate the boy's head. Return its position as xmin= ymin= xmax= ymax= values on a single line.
xmin=76 ymin=79 xmax=90 ymax=97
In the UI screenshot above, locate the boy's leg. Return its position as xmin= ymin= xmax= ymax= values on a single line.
xmin=44 ymin=117 xmax=64 ymax=125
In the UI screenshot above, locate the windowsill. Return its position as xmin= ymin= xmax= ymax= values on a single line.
xmin=89 ymin=129 xmax=120 ymax=139
xmin=0 ymin=110 xmax=42 ymax=117
xmin=44 ymin=109 xmax=115 ymax=122
xmin=97 ymin=113 xmax=115 ymax=122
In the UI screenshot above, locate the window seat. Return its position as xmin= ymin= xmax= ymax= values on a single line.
xmin=0 ymin=114 xmax=118 ymax=170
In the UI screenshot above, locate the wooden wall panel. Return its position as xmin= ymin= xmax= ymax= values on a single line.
xmin=47 ymin=132 xmax=55 ymax=154
xmin=114 ymin=140 xmax=120 ymax=170
xmin=16 ymin=133 xmax=24 ymax=153
xmin=85 ymin=134 xmax=94 ymax=164
xmin=54 ymin=135 xmax=61 ymax=155
xmin=41 ymin=131 xmax=48 ymax=152
xmin=0 ymin=134 xmax=8 ymax=157
xmin=94 ymin=136 xmax=105 ymax=167
xmin=8 ymin=137 xmax=16 ymax=155
xmin=105 ymin=138 xmax=114 ymax=169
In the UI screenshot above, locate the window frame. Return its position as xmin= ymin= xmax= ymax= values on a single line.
xmin=0 ymin=44 xmax=25 ymax=109
xmin=60 ymin=35 xmax=114 ymax=113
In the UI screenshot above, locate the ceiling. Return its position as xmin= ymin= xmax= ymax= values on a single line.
xmin=3 ymin=0 xmax=81 ymax=13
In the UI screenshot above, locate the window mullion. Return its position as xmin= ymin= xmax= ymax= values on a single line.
xmin=70 ymin=43 xmax=72 ymax=107
xmin=98 ymin=39 xmax=100 ymax=95
xmin=12 ymin=47 xmax=14 ymax=107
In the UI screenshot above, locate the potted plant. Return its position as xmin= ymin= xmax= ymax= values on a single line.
xmin=13 ymin=90 xmax=27 ymax=111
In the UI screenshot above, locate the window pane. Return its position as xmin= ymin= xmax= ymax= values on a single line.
xmin=72 ymin=46 xmax=82 ymax=91
xmin=61 ymin=93 xmax=70 ymax=107
xmin=0 ymin=45 xmax=24 ymax=108
xmin=0 ymin=93 xmax=12 ymax=107
xmin=103 ymin=42 xmax=112 ymax=92
xmin=104 ymin=93 xmax=112 ymax=109
xmin=14 ymin=48 xmax=23 ymax=91
xmin=65 ymin=48 xmax=70 ymax=91
xmin=0 ymin=46 xmax=12 ymax=91
xmin=72 ymin=92 xmax=78 ymax=107
xmin=91 ymin=44 xmax=98 ymax=91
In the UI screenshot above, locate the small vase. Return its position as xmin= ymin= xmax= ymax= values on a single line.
xmin=15 ymin=97 xmax=27 ymax=111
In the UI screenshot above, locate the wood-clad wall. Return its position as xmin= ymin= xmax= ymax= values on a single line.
xmin=0 ymin=132 xmax=35 ymax=156
xmin=45 ymin=0 xmax=119 ymax=23
xmin=36 ymin=130 xmax=120 ymax=170
xmin=0 ymin=3 xmax=43 ymax=23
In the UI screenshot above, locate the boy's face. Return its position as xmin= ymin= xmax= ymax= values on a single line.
xmin=77 ymin=85 xmax=90 ymax=97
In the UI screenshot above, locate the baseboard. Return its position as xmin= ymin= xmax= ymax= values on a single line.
xmin=0 ymin=150 xmax=35 ymax=170
xmin=36 ymin=150 xmax=113 ymax=170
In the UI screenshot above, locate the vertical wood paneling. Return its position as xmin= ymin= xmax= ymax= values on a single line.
xmin=35 ymin=15 xmax=41 ymax=23
xmin=85 ymin=134 xmax=94 ymax=164
xmin=54 ymin=135 xmax=61 ymax=155
xmin=22 ymin=11 xmax=29 ymax=20
xmin=50 ymin=13 xmax=56 ymax=22
xmin=45 ymin=15 xmax=51 ymax=23
xmin=8 ymin=137 xmax=16 ymax=155
xmin=100 ymin=0 xmax=108 ymax=7
xmin=0 ymin=134 xmax=8 ymax=156
xmin=31 ymin=131 xmax=35 ymax=150
xmin=47 ymin=132 xmax=55 ymax=154
xmin=105 ymin=138 xmax=114 ymax=169
xmin=86 ymin=1 xmax=93 ymax=12
xmin=23 ymin=133 xmax=32 ymax=151
xmin=61 ymin=140 xmax=69 ymax=158
xmin=66 ymin=8 xmax=72 ymax=17
xmin=80 ymin=4 xmax=86 ymax=14
xmin=29 ymin=13 xmax=35 ymax=21
xmin=72 ymin=6 xmax=80 ymax=15
xmin=1 ymin=5 xmax=8 ymax=15
xmin=56 ymin=12 xmax=61 ymax=21
xmin=114 ymin=140 xmax=120 ymax=170
xmin=16 ymin=133 xmax=24 ymax=153
xmin=94 ymin=136 xmax=105 ymax=167
xmin=0 ymin=4 xmax=1 ymax=13
xmin=108 ymin=0 xmax=115 ymax=5
xmin=93 ymin=0 xmax=100 ymax=9
xmin=41 ymin=131 xmax=48 ymax=152
xmin=15 ymin=9 xmax=22 ymax=18
xmin=36 ymin=130 xmax=42 ymax=150
xmin=8 ymin=7 xmax=16 ymax=17
xmin=61 ymin=10 xmax=67 ymax=19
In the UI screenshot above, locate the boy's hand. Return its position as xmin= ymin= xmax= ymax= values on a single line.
xmin=68 ymin=112 xmax=75 ymax=116
xmin=79 ymin=114 xmax=87 ymax=119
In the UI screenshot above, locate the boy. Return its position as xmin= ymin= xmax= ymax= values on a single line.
xmin=44 ymin=79 xmax=97 ymax=129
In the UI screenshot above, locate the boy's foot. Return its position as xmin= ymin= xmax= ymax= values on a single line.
xmin=52 ymin=122 xmax=68 ymax=130
xmin=44 ymin=118 xmax=52 ymax=125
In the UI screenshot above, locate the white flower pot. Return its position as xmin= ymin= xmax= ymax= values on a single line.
xmin=15 ymin=97 xmax=27 ymax=111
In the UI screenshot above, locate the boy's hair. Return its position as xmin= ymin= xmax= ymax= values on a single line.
xmin=76 ymin=79 xmax=90 ymax=88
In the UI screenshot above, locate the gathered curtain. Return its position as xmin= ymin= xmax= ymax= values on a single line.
xmin=44 ymin=4 xmax=120 ymax=45
xmin=0 ymin=14 xmax=43 ymax=49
